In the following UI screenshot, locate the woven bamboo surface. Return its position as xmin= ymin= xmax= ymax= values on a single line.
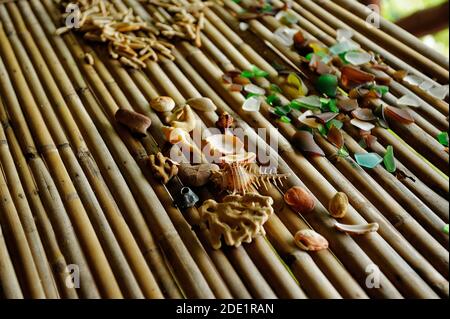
xmin=0 ymin=0 xmax=448 ymax=299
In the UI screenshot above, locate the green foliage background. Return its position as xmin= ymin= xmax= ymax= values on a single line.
xmin=382 ymin=0 xmax=449 ymax=57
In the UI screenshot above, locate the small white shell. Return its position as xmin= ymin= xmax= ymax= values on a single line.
xmin=294 ymin=229 xmax=329 ymax=251
xmin=334 ymin=222 xmax=379 ymax=235
xmin=151 ymin=96 xmax=176 ymax=112
xmin=186 ymin=97 xmax=217 ymax=112
xmin=205 ymin=134 xmax=245 ymax=155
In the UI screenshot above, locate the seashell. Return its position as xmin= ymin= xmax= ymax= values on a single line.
xmin=284 ymin=186 xmax=315 ymax=213
xmin=148 ymin=152 xmax=179 ymax=184
xmin=220 ymin=152 xmax=256 ymax=164
xmin=211 ymin=157 xmax=288 ymax=195
xmin=162 ymin=126 xmax=190 ymax=144
xmin=199 ymin=193 xmax=274 ymax=249
xmin=115 ymin=109 xmax=151 ymax=137
xmin=166 ymin=105 xmax=197 ymax=132
xmin=205 ymin=134 xmax=245 ymax=155
xmin=335 ymin=222 xmax=379 ymax=235
xmin=186 ymin=97 xmax=217 ymax=112
xmin=178 ymin=163 xmax=219 ymax=187
xmin=216 ymin=112 xmax=234 ymax=131
xmin=175 ymin=187 xmax=199 ymax=210
xmin=150 ymin=96 xmax=176 ymax=112
xmin=294 ymin=229 xmax=329 ymax=251
xmin=328 ymin=192 xmax=348 ymax=218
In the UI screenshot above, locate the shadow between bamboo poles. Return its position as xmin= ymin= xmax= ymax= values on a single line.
xmin=0 ymin=21 xmax=123 ymax=299
xmin=209 ymin=3 xmax=450 ymax=195
xmin=0 ymin=106 xmax=78 ymax=299
xmin=312 ymin=0 xmax=449 ymax=83
xmin=270 ymin=3 xmax=449 ymax=133
xmin=173 ymin=39 xmax=450 ymax=298
xmin=20 ymin=0 xmax=180 ymax=298
xmin=288 ymin=0 xmax=450 ymax=115
xmin=0 ymin=5 xmax=146 ymax=299
xmin=5 ymin=2 xmax=164 ymax=299
xmin=181 ymin=0 xmax=448 ymax=278
xmin=167 ymin=47 xmax=369 ymax=300
xmin=334 ymin=0 xmax=449 ymax=70
xmin=40 ymin=0 xmax=216 ymax=299
xmin=206 ymin=7 xmax=449 ymax=238
xmin=233 ymin=6 xmax=450 ymax=176
xmin=0 ymin=106 xmax=60 ymax=298
xmin=291 ymin=0 xmax=447 ymax=84
xmin=0 ymin=224 xmax=23 ymax=299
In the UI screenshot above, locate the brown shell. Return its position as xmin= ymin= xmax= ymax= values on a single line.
xmin=328 ymin=192 xmax=348 ymax=218
xmin=294 ymin=229 xmax=329 ymax=251
xmin=284 ymin=186 xmax=315 ymax=213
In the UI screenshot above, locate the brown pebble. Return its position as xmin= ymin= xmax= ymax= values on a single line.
xmin=328 ymin=192 xmax=348 ymax=218
xmin=115 ymin=109 xmax=151 ymax=137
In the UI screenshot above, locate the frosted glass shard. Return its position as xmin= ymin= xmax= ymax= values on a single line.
xmin=345 ymin=51 xmax=372 ymax=66
xmin=397 ymin=94 xmax=420 ymax=108
xmin=429 ymin=85 xmax=449 ymax=100
xmin=350 ymin=119 xmax=375 ymax=131
xmin=244 ymin=83 xmax=265 ymax=95
xmin=274 ymin=26 xmax=298 ymax=47
xmin=355 ymin=153 xmax=383 ymax=169
xmin=336 ymin=28 xmax=354 ymax=42
xmin=242 ymin=96 xmax=261 ymax=112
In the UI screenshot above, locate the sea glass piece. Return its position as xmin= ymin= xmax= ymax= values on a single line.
xmin=352 ymin=108 xmax=376 ymax=121
xmin=279 ymin=116 xmax=291 ymax=123
xmin=312 ymin=112 xmax=339 ymax=123
xmin=244 ymin=83 xmax=265 ymax=95
xmin=295 ymin=95 xmax=322 ymax=109
xmin=350 ymin=119 xmax=375 ymax=131
xmin=383 ymin=145 xmax=396 ymax=173
xmin=267 ymin=94 xmax=281 ymax=106
xmin=444 ymin=224 xmax=449 ymax=235
xmin=242 ymin=96 xmax=261 ymax=112
xmin=419 ymin=81 xmax=434 ymax=90
xmin=345 ymin=51 xmax=372 ymax=66
xmin=292 ymin=130 xmax=325 ymax=156
xmin=274 ymin=105 xmax=291 ymax=116
xmin=403 ymin=74 xmax=424 ymax=86
xmin=274 ymin=26 xmax=298 ymax=47
xmin=326 ymin=119 xmax=343 ymax=130
xmin=341 ymin=66 xmax=375 ymax=88
xmin=288 ymin=73 xmax=309 ymax=96
xmin=329 ymin=39 xmax=360 ymax=55
xmin=355 ymin=153 xmax=383 ymax=169
xmin=327 ymin=125 xmax=344 ymax=148
xmin=397 ymin=94 xmax=420 ymax=107
xmin=316 ymin=74 xmax=338 ymax=97
xmin=298 ymin=110 xmax=321 ymax=128
xmin=384 ymin=106 xmax=415 ymax=124
xmin=371 ymin=85 xmax=389 ymax=96
xmin=337 ymin=146 xmax=349 ymax=157
xmin=336 ymin=28 xmax=354 ymax=42
xmin=429 ymin=85 xmax=449 ymax=100
xmin=437 ymin=131 xmax=449 ymax=146
xmin=337 ymin=97 xmax=359 ymax=112
xmin=293 ymin=30 xmax=306 ymax=47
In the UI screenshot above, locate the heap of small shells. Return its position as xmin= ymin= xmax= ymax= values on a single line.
xmin=56 ymin=0 xmax=211 ymax=68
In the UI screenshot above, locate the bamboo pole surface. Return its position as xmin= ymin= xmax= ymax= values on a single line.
xmin=0 ymin=0 xmax=447 ymax=300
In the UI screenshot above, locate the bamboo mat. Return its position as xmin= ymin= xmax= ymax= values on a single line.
xmin=0 ymin=0 xmax=448 ymax=299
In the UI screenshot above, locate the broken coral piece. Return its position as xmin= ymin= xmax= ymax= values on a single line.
xmin=148 ymin=152 xmax=179 ymax=184
xmin=199 ymin=193 xmax=274 ymax=249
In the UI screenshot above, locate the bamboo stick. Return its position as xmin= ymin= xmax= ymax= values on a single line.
xmin=0 ymin=139 xmax=46 ymax=298
xmin=1 ymin=4 xmax=146 ymax=299
xmin=0 ymin=114 xmax=59 ymax=298
xmin=0 ymin=224 xmax=23 ymax=299
xmin=334 ymin=0 xmax=449 ymax=70
xmin=0 ymin=106 xmax=78 ymax=299
xmin=0 ymin=20 xmax=122 ymax=299
xmin=19 ymin=0 xmax=180 ymax=298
